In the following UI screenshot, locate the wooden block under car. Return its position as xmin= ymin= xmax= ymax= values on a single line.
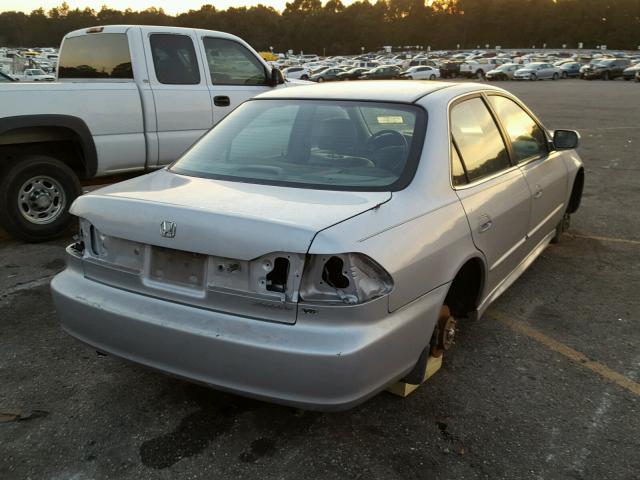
xmin=385 ymin=355 xmax=443 ymax=397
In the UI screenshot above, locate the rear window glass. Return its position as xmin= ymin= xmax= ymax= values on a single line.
xmin=171 ymin=100 xmax=425 ymax=191
xmin=58 ymin=33 xmax=133 ymax=79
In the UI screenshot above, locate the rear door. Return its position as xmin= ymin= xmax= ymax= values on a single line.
xmin=487 ymin=94 xmax=568 ymax=247
xmin=451 ymin=95 xmax=531 ymax=293
xmin=198 ymin=35 xmax=272 ymax=124
xmin=142 ymin=29 xmax=213 ymax=165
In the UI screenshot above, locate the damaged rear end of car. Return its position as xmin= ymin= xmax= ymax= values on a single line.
xmin=51 ymin=92 xmax=436 ymax=409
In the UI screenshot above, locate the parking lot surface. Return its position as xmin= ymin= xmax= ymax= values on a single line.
xmin=1 ymin=80 xmax=639 ymax=480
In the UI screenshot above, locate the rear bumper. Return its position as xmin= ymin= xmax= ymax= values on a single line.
xmin=51 ymin=255 xmax=447 ymax=410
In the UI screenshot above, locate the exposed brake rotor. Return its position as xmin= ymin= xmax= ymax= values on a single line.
xmin=430 ymin=304 xmax=457 ymax=358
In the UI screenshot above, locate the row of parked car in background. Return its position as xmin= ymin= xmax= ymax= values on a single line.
xmin=0 ymin=46 xmax=58 ymax=81
xmin=278 ymin=49 xmax=640 ymax=83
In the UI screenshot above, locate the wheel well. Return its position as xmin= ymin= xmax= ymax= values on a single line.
xmin=568 ymin=167 xmax=584 ymax=214
xmin=0 ymin=127 xmax=87 ymax=178
xmin=445 ymin=258 xmax=484 ymax=318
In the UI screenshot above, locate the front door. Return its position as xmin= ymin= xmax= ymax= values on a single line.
xmin=487 ymin=94 xmax=568 ymax=247
xmin=198 ymin=36 xmax=272 ymax=124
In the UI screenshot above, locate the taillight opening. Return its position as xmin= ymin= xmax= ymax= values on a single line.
xmin=266 ymin=257 xmax=290 ymax=293
xmin=300 ymin=253 xmax=393 ymax=305
xmin=322 ymin=256 xmax=350 ymax=289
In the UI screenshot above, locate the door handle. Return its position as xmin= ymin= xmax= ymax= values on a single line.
xmin=214 ymin=96 xmax=230 ymax=107
xmin=533 ymin=189 xmax=543 ymax=199
xmin=479 ymin=216 xmax=493 ymax=233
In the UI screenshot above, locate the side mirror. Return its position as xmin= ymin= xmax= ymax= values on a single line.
xmin=553 ymin=129 xmax=580 ymax=150
xmin=269 ymin=68 xmax=285 ymax=87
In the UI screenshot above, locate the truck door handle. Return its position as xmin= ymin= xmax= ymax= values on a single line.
xmin=214 ymin=96 xmax=230 ymax=107
xmin=533 ymin=188 xmax=543 ymax=199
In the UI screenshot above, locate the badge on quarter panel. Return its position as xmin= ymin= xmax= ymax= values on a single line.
xmin=160 ymin=220 xmax=177 ymax=238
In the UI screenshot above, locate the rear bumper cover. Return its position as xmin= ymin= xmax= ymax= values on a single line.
xmin=51 ymin=254 xmax=447 ymax=410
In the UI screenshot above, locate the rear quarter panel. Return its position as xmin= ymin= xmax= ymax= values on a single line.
xmin=310 ymin=86 xmax=488 ymax=312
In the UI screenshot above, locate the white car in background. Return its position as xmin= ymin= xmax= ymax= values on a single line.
xmin=399 ymin=65 xmax=440 ymax=80
xmin=282 ymin=66 xmax=311 ymax=80
xmin=13 ymin=68 xmax=55 ymax=82
xmin=460 ymin=58 xmax=509 ymax=78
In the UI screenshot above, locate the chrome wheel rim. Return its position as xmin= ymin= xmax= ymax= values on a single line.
xmin=18 ymin=175 xmax=66 ymax=224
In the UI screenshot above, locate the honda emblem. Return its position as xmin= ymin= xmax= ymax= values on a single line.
xmin=160 ymin=220 xmax=177 ymax=238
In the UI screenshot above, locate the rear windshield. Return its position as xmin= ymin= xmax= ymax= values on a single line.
xmin=58 ymin=33 xmax=133 ymax=79
xmin=170 ymin=99 xmax=426 ymax=191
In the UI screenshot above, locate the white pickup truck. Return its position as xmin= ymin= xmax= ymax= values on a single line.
xmin=0 ymin=25 xmax=294 ymax=241
xmin=12 ymin=68 xmax=56 ymax=82
xmin=459 ymin=58 xmax=509 ymax=78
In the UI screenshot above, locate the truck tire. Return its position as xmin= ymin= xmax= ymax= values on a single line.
xmin=0 ymin=155 xmax=81 ymax=242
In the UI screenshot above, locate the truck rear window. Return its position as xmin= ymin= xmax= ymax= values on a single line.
xmin=58 ymin=33 xmax=133 ymax=79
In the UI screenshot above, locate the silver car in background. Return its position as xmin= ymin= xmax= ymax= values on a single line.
xmin=514 ymin=62 xmax=563 ymax=80
xmin=52 ymin=82 xmax=584 ymax=410
xmin=485 ymin=63 xmax=521 ymax=81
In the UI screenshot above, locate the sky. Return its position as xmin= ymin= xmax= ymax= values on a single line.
xmin=0 ymin=1 xmax=358 ymax=16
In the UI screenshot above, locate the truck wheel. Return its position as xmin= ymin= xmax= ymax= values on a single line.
xmin=476 ymin=69 xmax=484 ymax=79
xmin=0 ymin=155 xmax=81 ymax=242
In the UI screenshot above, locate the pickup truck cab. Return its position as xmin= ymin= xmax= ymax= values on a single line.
xmin=0 ymin=25 xmax=292 ymax=242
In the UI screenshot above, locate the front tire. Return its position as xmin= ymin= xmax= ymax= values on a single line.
xmin=429 ymin=74 xmax=436 ymax=80
xmin=317 ymin=77 xmax=324 ymax=82
xmin=0 ymin=155 xmax=81 ymax=242
xmin=476 ymin=69 xmax=485 ymax=79
xmin=562 ymin=71 xmax=568 ymax=79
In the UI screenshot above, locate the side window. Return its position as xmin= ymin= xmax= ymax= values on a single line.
xmin=450 ymin=97 xmax=511 ymax=182
xmin=488 ymin=95 xmax=548 ymax=162
xmin=150 ymin=34 xmax=200 ymax=85
xmin=451 ymin=145 xmax=467 ymax=186
xmin=203 ymin=37 xmax=267 ymax=86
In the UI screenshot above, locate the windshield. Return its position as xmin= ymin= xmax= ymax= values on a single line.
xmin=170 ymin=99 xmax=425 ymax=191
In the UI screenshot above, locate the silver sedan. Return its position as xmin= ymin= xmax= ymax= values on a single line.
xmin=52 ymin=81 xmax=584 ymax=410
xmin=514 ymin=62 xmax=564 ymax=80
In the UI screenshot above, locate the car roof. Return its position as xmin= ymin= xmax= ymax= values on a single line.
xmin=257 ymin=80 xmax=456 ymax=103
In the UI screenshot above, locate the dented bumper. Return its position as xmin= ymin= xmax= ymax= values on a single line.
xmin=51 ymin=250 xmax=447 ymax=410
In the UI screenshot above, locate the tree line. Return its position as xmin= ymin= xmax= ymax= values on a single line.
xmin=0 ymin=0 xmax=638 ymax=53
